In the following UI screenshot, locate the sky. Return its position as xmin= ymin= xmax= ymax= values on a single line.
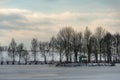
xmin=0 ymin=0 xmax=120 ymax=48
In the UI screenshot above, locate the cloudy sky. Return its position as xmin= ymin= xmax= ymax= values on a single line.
xmin=0 ymin=0 xmax=120 ymax=48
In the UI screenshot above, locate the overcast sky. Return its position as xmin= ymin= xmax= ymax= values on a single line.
xmin=0 ymin=0 xmax=120 ymax=48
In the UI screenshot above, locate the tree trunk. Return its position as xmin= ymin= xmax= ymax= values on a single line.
xmin=95 ymin=53 xmax=98 ymax=63
xmin=87 ymin=45 xmax=91 ymax=63
xmin=51 ymin=54 xmax=54 ymax=61
xmin=99 ymin=42 xmax=102 ymax=62
xmin=44 ymin=56 xmax=47 ymax=64
xmin=99 ymin=54 xmax=102 ymax=62
xmin=69 ymin=54 xmax=72 ymax=62
xmin=59 ymin=52 xmax=62 ymax=63
xmin=107 ymin=53 xmax=112 ymax=63
xmin=88 ymin=52 xmax=91 ymax=63
xmin=117 ymin=46 xmax=119 ymax=62
xmin=34 ymin=52 xmax=36 ymax=62
xmin=66 ymin=53 xmax=69 ymax=62
xmin=25 ymin=55 xmax=28 ymax=65
xmin=74 ymin=50 xmax=78 ymax=63
xmin=44 ymin=52 xmax=47 ymax=64
xmin=19 ymin=53 xmax=21 ymax=64
xmin=13 ymin=51 xmax=15 ymax=64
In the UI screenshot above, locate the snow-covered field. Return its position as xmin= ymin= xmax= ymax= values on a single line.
xmin=0 ymin=64 xmax=120 ymax=80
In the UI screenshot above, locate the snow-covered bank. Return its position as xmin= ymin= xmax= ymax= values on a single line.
xmin=0 ymin=64 xmax=120 ymax=80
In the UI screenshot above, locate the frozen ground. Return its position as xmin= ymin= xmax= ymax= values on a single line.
xmin=0 ymin=64 xmax=120 ymax=80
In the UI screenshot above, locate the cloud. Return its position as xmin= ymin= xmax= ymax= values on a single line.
xmin=0 ymin=8 xmax=119 ymax=47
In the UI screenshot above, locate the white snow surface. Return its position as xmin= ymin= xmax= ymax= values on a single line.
xmin=0 ymin=64 xmax=120 ymax=80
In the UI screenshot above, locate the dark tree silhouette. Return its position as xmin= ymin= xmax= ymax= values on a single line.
xmin=84 ymin=27 xmax=92 ymax=62
xmin=103 ymin=32 xmax=113 ymax=62
xmin=57 ymin=27 xmax=74 ymax=62
xmin=17 ymin=43 xmax=24 ymax=64
xmin=22 ymin=49 xmax=29 ymax=64
xmin=8 ymin=38 xmax=17 ymax=64
xmin=39 ymin=42 xmax=50 ymax=64
xmin=114 ymin=33 xmax=120 ymax=62
xmin=94 ymin=27 xmax=105 ymax=62
xmin=31 ymin=38 xmax=38 ymax=63
xmin=54 ymin=36 xmax=65 ymax=63
xmin=50 ymin=36 xmax=56 ymax=62
xmin=72 ymin=32 xmax=83 ymax=62
xmin=89 ymin=36 xmax=98 ymax=62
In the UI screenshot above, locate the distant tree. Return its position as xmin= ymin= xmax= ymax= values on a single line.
xmin=8 ymin=38 xmax=17 ymax=64
xmin=77 ymin=32 xmax=83 ymax=54
xmin=57 ymin=27 xmax=74 ymax=62
xmin=31 ymin=38 xmax=38 ymax=63
xmin=17 ymin=43 xmax=24 ymax=64
xmin=55 ymin=36 xmax=65 ymax=63
xmin=94 ymin=27 xmax=105 ymax=62
xmin=101 ymin=37 xmax=107 ymax=62
xmin=84 ymin=27 xmax=92 ymax=62
xmin=71 ymin=32 xmax=83 ymax=62
xmin=90 ymin=36 xmax=98 ymax=62
xmin=103 ymin=32 xmax=113 ymax=62
xmin=114 ymin=33 xmax=120 ymax=62
xmin=22 ymin=49 xmax=29 ymax=64
xmin=50 ymin=36 xmax=56 ymax=62
xmin=39 ymin=42 xmax=50 ymax=64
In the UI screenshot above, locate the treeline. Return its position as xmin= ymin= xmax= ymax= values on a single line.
xmin=0 ymin=27 xmax=120 ymax=64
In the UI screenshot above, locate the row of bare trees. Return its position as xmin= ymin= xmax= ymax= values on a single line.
xmin=0 ymin=27 xmax=120 ymax=64
xmin=50 ymin=27 xmax=120 ymax=63
xmin=8 ymin=39 xmax=29 ymax=64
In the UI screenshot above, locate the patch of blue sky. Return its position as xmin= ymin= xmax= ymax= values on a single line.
xmin=1 ymin=0 xmax=119 ymax=13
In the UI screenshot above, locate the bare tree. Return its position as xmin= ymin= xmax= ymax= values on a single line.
xmin=71 ymin=32 xmax=83 ymax=62
xmin=22 ymin=49 xmax=29 ymax=64
xmin=17 ymin=43 xmax=24 ymax=64
xmin=84 ymin=27 xmax=92 ymax=62
xmin=101 ymin=37 xmax=107 ymax=62
xmin=77 ymin=32 xmax=83 ymax=54
xmin=50 ymin=36 xmax=56 ymax=62
xmin=90 ymin=35 xmax=98 ymax=62
xmin=57 ymin=27 xmax=74 ymax=62
xmin=8 ymin=38 xmax=17 ymax=64
xmin=31 ymin=38 xmax=38 ymax=63
xmin=103 ymin=32 xmax=113 ymax=62
xmin=94 ymin=27 xmax=105 ymax=62
xmin=39 ymin=42 xmax=50 ymax=64
xmin=55 ymin=36 xmax=65 ymax=63
xmin=114 ymin=33 xmax=120 ymax=62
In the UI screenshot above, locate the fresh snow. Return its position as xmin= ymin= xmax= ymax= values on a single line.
xmin=0 ymin=64 xmax=120 ymax=80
